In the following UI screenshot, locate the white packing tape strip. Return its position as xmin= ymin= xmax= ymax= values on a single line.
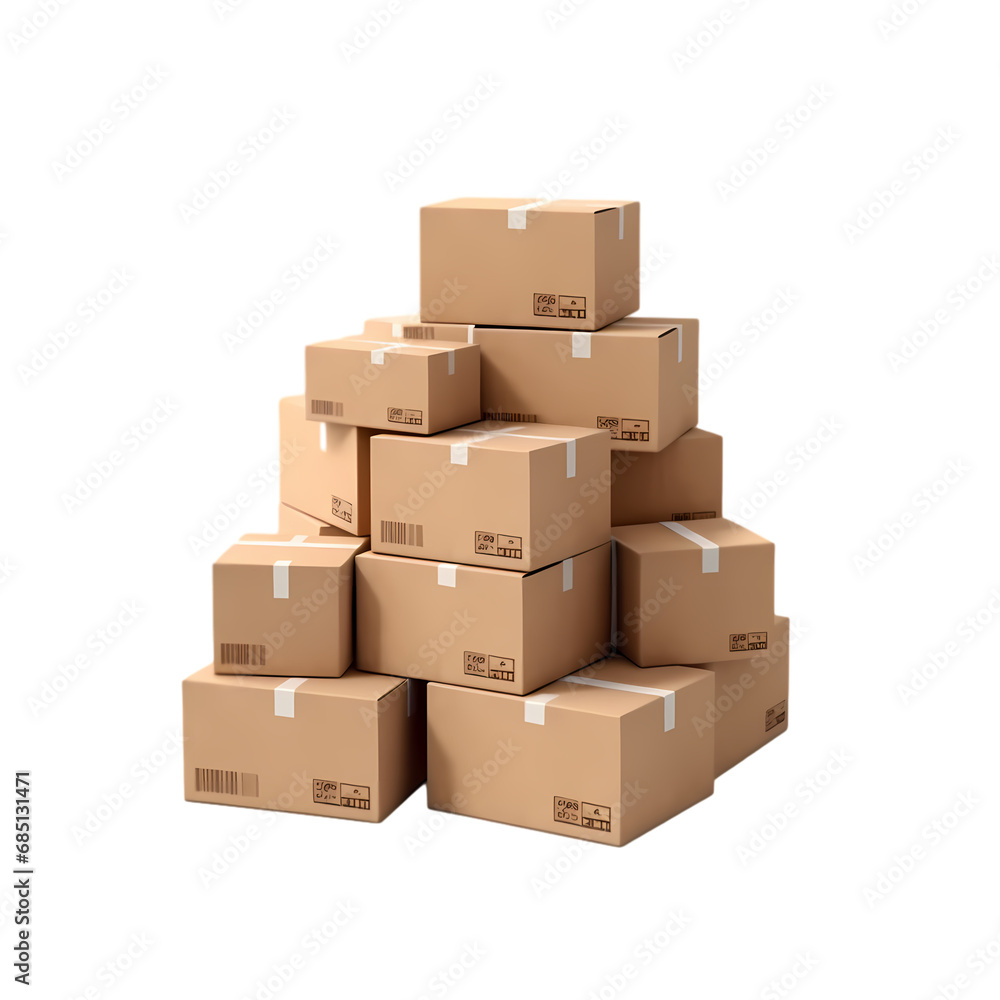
xmin=318 ymin=422 xmax=327 ymax=452
xmin=391 ymin=322 xmax=406 ymax=338
xmin=447 ymin=349 xmax=455 ymax=375
xmin=445 ymin=424 xmax=577 ymax=477
xmin=273 ymin=560 xmax=291 ymax=599
xmin=677 ymin=326 xmax=683 ymax=363
xmin=371 ymin=348 xmax=387 ymax=365
xmin=507 ymin=200 xmax=547 ymax=229
xmin=661 ymin=521 xmax=719 ymax=573
xmin=565 ymin=440 xmax=576 ymax=478
xmin=467 ymin=325 xmax=475 ymax=344
xmin=562 ymin=675 xmax=676 ymax=732
xmin=562 ymin=558 xmax=573 ymax=592
xmin=274 ymin=678 xmax=308 ymax=718
xmin=437 ymin=564 xmax=457 ymax=587
xmin=524 ymin=693 xmax=558 ymax=725
xmin=571 ymin=332 xmax=591 ymax=359
xmin=450 ymin=443 xmax=468 ymax=466
xmin=618 ymin=205 xmax=625 ymax=240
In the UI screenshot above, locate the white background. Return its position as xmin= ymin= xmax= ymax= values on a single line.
xmin=4 ymin=1 xmax=1000 ymax=997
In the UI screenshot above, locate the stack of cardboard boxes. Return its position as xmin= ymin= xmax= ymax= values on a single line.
xmin=183 ymin=198 xmax=789 ymax=845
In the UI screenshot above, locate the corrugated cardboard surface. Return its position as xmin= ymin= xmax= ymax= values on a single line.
xmin=690 ymin=615 xmax=790 ymax=776
xmin=279 ymin=395 xmax=374 ymax=535
xmin=614 ymin=518 xmax=774 ymax=666
xmin=213 ymin=533 xmax=369 ymax=677
xmin=183 ymin=666 xmax=425 ymax=822
xmin=611 ymin=428 xmax=723 ymax=526
xmin=370 ymin=421 xmax=611 ymax=571
xmin=355 ymin=542 xmax=611 ymax=694
xmin=305 ymin=335 xmax=480 ymax=434
xmin=471 ymin=318 xmax=698 ymax=452
xmin=420 ymin=198 xmax=639 ymax=331
xmin=427 ymin=657 xmax=714 ymax=846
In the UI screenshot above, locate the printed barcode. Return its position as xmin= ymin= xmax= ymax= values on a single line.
xmin=482 ymin=410 xmax=538 ymax=423
xmin=311 ymin=399 xmax=343 ymax=417
xmin=194 ymin=768 xmax=259 ymax=797
xmin=402 ymin=325 xmax=434 ymax=339
xmin=220 ymin=643 xmax=267 ymax=667
xmin=380 ymin=520 xmax=424 ymax=546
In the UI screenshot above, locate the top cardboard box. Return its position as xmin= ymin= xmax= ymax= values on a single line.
xmin=305 ymin=335 xmax=480 ymax=434
xmin=420 ymin=198 xmax=640 ymax=331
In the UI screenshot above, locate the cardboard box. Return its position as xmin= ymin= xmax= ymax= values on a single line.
xmin=279 ymin=395 xmax=373 ymax=535
xmin=213 ymin=533 xmax=369 ymax=677
xmin=691 ymin=616 xmax=790 ymax=776
xmin=611 ymin=428 xmax=723 ymax=527
xmin=613 ymin=518 xmax=774 ymax=666
xmin=305 ymin=335 xmax=480 ymax=434
xmin=471 ymin=319 xmax=698 ymax=452
xmin=355 ymin=542 xmax=611 ymax=695
xmin=421 ymin=198 xmax=640 ymax=331
xmin=427 ymin=657 xmax=714 ymax=846
xmin=370 ymin=421 xmax=611 ymax=571
xmin=277 ymin=502 xmax=354 ymax=537
xmin=183 ymin=666 xmax=425 ymax=822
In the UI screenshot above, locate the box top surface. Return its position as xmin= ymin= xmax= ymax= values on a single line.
xmin=365 ymin=315 xmax=472 ymax=332
xmin=184 ymin=665 xmax=407 ymax=702
xmin=612 ymin=518 xmax=772 ymax=555
xmin=218 ymin=533 xmax=368 ymax=568
xmin=308 ymin=335 xmax=473 ymax=357
xmin=475 ymin=318 xmax=687 ymax=340
xmin=423 ymin=197 xmax=637 ymax=214
xmin=373 ymin=421 xmax=607 ymax=454
xmin=430 ymin=657 xmax=709 ymax=720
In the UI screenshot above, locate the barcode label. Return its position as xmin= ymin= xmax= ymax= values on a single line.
xmin=402 ymin=325 xmax=434 ymax=339
xmin=482 ymin=410 xmax=538 ymax=423
xmin=311 ymin=399 xmax=344 ymax=417
xmin=194 ymin=768 xmax=259 ymax=797
xmin=220 ymin=643 xmax=267 ymax=667
xmin=380 ymin=520 xmax=423 ymax=546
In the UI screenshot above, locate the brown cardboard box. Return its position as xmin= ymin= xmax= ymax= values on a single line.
xmin=421 ymin=198 xmax=640 ymax=331
xmin=277 ymin=502 xmax=354 ymax=537
xmin=470 ymin=319 xmax=698 ymax=453
xmin=279 ymin=395 xmax=373 ymax=535
xmin=613 ymin=518 xmax=774 ymax=666
xmin=355 ymin=542 xmax=611 ymax=695
xmin=183 ymin=666 xmax=425 ymax=822
xmin=690 ymin=616 xmax=790 ymax=776
xmin=611 ymin=428 xmax=723 ymax=526
xmin=304 ymin=335 xmax=480 ymax=434
xmin=213 ymin=533 xmax=369 ymax=677
xmin=370 ymin=421 xmax=611 ymax=571
xmin=363 ymin=315 xmax=473 ymax=343
xmin=427 ymin=657 xmax=714 ymax=846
